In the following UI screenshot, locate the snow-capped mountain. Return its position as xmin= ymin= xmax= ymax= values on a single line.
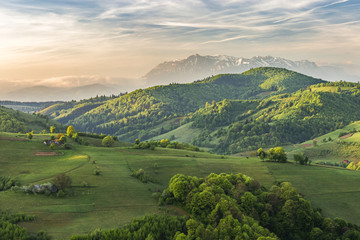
xmin=144 ymin=54 xmax=357 ymax=84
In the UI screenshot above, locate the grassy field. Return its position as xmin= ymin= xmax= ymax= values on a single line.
xmin=147 ymin=122 xmax=201 ymax=143
xmin=1 ymin=131 xmax=360 ymax=239
xmin=283 ymin=121 xmax=360 ymax=164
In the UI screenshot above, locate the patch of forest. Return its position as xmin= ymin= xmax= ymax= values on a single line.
xmin=191 ymin=85 xmax=360 ymax=153
xmin=0 ymin=105 xmax=64 ymax=133
xmin=70 ymin=173 xmax=360 ymax=240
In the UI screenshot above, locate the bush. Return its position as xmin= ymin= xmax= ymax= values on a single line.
xmin=53 ymin=173 xmax=72 ymax=190
xmin=49 ymin=143 xmax=55 ymax=150
xmin=57 ymin=190 xmax=65 ymax=197
xmin=102 ymin=136 xmax=114 ymax=147
xmin=27 ymin=132 xmax=33 ymax=140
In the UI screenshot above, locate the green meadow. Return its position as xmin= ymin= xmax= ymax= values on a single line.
xmin=1 ymin=132 xmax=360 ymax=239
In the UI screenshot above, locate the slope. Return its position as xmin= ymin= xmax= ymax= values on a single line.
xmin=184 ymin=81 xmax=360 ymax=153
xmin=0 ymin=105 xmax=64 ymax=133
xmin=1 ymin=132 xmax=360 ymax=239
xmin=41 ymin=67 xmax=325 ymax=142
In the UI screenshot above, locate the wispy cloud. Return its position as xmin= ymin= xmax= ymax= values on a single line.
xmin=0 ymin=0 xmax=359 ymax=84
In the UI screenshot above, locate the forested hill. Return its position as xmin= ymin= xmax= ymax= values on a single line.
xmin=190 ymin=82 xmax=360 ymax=153
xmin=40 ymin=67 xmax=324 ymax=140
xmin=0 ymin=105 xmax=63 ymax=133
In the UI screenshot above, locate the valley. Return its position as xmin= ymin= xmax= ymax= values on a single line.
xmin=1 ymin=124 xmax=360 ymax=238
xmin=1 ymin=67 xmax=360 ymax=239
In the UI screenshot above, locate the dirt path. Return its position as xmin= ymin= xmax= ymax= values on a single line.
xmin=30 ymin=155 xmax=91 ymax=184
xmin=340 ymin=133 xmax=353 ymax=139
xmin=0 ymin=136 xmax=28 ymax=141
xmin=300 ymin=144 xmax=313 ymax=148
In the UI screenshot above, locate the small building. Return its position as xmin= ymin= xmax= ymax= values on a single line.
xmin=343 ymin=160 xmax=350 ymax=164
xmin=43 ymin=140 xmax=52 ymax=145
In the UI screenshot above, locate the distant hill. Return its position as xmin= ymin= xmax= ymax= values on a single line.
xmin=0 ymin=101 xmax=63 ymax=113
xmin=41 ymin=67 xmax=324 ymax=143
xmin=4 ymin=84 xmax=120 ymax=102
xmin=144 ymin=54 xmax=358 ymax=85
xmin=0 ymin=105 xmax=64 ymax=133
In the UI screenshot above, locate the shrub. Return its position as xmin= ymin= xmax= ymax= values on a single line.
xmin=57 ymin=190 xmax=65 ymax=198
xmin=27 ymin=132 xmax=33 ymax=140
xmin=49 ymin=143 xmax=55 ymax=150
xmin=102 ymin=136 xmax=114 ymax=147
xmin=53 ymin=173 xmax=72 ymax=190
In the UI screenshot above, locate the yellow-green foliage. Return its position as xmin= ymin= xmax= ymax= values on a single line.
xmin=347 ymin=162 xmax=360 ymax=171
xmin=0 ymin=105 xmax=63 ymax=133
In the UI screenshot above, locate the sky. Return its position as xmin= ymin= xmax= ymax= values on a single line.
xmin=0 ymin=0 xmax=359 ymax=92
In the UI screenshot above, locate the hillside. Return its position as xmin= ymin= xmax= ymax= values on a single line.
xmin=0 ymin=101 xmax=63 ymax=113
xmin=0 ymin=105 xmax=64 ymax=133
xmin=4 ymin=84 xmax=121 ymax=102
xmin=156 ymin=81 xmax=360 ymax=153
xmin=1 ymin=132 xmax=360 ymax=239
xmin=285 ymin=120 xmax=360 ymax=168
xmin=41 ymin=67 xmax=324 ymax=142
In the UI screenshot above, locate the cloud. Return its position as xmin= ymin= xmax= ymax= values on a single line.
xmin=0 ymin=0 xmax=359 ymax=84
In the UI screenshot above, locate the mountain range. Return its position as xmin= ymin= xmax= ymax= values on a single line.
xmin=144 ymin=54 xmax=358 ymax=85
xmin=1 ymin=54 xmax=358 ymax=102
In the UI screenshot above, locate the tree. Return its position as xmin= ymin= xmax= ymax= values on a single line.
xmin=102 ymin=135 xmax=114 ymax=147
xmin=49 ymin=143 xmax=55 ymax=150
xmin=267 ymin=147 xmax=287 ymax=163
xmin=27 ymin=132 xmax=33 ymax=140
xmin=257 ymin=148 xmax=267 ymax=160
xmin=59 ymin=135 xmax=66 ymax=144
xmin=50 ymin=126 xmax=56 ymax=133
xmin=53 ymin=173 xmax=72 ymax=191
xmin=67 ymin=125 xmax=75 ymax=137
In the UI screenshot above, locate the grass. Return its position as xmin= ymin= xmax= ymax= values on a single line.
xmin=1 ymin=131 xmax=360 ymax=239
xmin=284 ymin=121 xmax=360 ymax=164
xmin=266 ymin=162 xmax=360 ymax=224
xmin=147 ymin=122 xmax=202 ymax=143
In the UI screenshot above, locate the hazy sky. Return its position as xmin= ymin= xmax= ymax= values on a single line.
xmin=1 ymin=0 xmax=359 ymax=89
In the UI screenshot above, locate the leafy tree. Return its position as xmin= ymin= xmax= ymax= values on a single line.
xmin=53 ymin=173 xmax=72 ymax=191
xmin=67 ymin=125 xmax=75 ymax=137
xmin=50 ymin=126 xmax=56 ymax=133
xmin=59 ymin=135 xmax=66 ymax=144
xmin=27 ymin=132 xmax=33 ymax=140
xmin=102 ymin=135 xmax=114 ymax=147
xmin=257 ymin=148 xmax=267 ymax=160
xmin=49 ymin=143 xmax=55 ymax=150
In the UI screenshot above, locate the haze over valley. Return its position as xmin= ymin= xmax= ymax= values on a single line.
xmin=1 ymin=1 xmax=360 ymax=239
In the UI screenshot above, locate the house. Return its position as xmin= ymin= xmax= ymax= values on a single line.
xmin=43 ymin=140 xmax=52 ymax=145
xmin=343 ymin=160 xmax=350 ymax=164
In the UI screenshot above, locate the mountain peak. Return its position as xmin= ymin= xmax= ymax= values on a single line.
xmin=144 ymin=54 xmax=326 ymax=85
